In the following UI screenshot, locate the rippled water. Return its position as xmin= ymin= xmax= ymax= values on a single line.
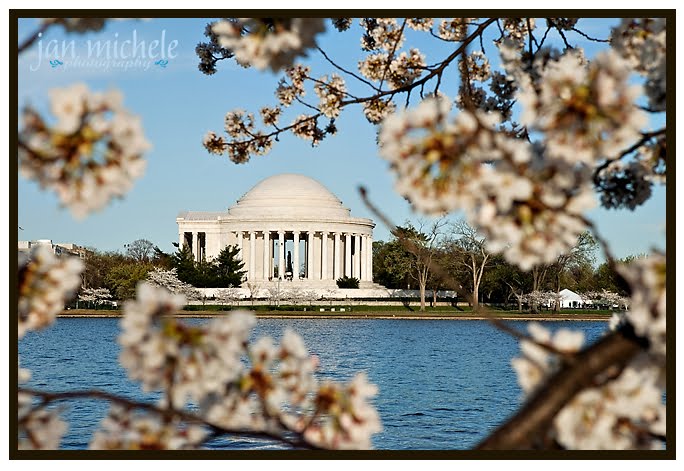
xmin=18 ymin=317 xmax=607 ymax=450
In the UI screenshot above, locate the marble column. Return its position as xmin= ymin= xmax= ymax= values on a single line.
xmin=360 ymin=235 xmax=367 ymax=281
xmin=278 ymin=231 xmax=285 ymax=279
xmin=367 ymin=235 xmax=373 ymax=282
xmin=179 ymin=232 xmax=184 ymax=250
xmin=333 ymin=232 xmax=341 ymax=280
xmin=321 ymin=231 xmax=328 ymax=280
xmin=236 ymin=231 xmax=243 ymax=261
xmin=249 ymin=231 xmax=256 ymax=279
xmin=307 ymin=231 xmax=314 ymax=279
xmin=354 ymin=234 xmax=361 ymax=281
xmin=345 ymin=233 xmax=352 ymax=277
xmin=192 ymin=232 xmax=198 ymax=261
xmin=263 ymin=230 xmax=270 ymax=279
xmin=293 ymin=231 xmax=300 ymax=280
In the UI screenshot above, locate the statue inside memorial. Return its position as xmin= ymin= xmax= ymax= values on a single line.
xmin=285 ymin=251 xmax=293 ymax=281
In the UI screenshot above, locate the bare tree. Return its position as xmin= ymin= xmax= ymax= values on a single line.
xmin=549 ymin=232 xmax=597 ymax=312
xmin=125 ymin=239 xmax=156 ymax=263
xmin=444 ymin=220 xmax=492 ymax=312
xmin=215 ymin=287 xmax=242 ymax=307
xmin=245 ymin=281 xmax=261 ymax=306
xmin=388 ymin=218 xmax=448 ymax=312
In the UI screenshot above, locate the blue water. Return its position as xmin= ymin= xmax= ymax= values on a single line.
xmin=18 ymin=317 xmax=607 ymax=450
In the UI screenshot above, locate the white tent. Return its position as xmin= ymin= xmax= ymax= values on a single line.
xmin=558 ymin=289 xmax=585 ymax=308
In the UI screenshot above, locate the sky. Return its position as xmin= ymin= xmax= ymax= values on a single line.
xmin=16 ymin=17 xmax=667 ymax=261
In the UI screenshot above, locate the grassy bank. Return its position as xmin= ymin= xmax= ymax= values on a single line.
xmin=59 ymin=307 xmax=613 ymax=321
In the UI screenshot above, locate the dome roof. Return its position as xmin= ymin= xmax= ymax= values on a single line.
xmin=228 ymin=174 xmax=351 ymax=219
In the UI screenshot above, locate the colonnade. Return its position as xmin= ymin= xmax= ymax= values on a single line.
xmin=237 ymin=229 xmax=372 ymax=282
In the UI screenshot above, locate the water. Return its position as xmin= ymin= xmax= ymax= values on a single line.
xmin=18 ymin=317 xmax=607 ymax=450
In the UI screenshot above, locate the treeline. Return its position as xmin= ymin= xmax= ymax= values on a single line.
xmin=81 ymin=239 xmax=245 ymax=300
xmin=372 ymin=219 xmax=635 ymax=311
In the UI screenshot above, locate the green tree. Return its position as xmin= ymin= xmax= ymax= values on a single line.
xmin=152 ymin=246 xmax=174 ymax=269
xmin=82 ymin=249 xmax=127 ymax=289
xmin=214 ymin=245 xmax=246 ymax=287
xmin=336 ymin=276 xmax=360 ymax=289
xmin=372 ymin=240 xmax=411 ymax=289
xmin=171 ymin=244 xmax=197 ymax=285
xmin=105 ymin=262 xmax=153 ymax=300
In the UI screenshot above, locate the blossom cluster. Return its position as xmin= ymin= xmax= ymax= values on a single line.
xmin=314 ymin=74 xmax=347 ymax=118
xmin=291 ymin=115 xmax=325 ymax=145
xmin=611 ymin=18 xmax=666 ymax=111
xmin=116 ymin=283 xmax=382 ymax=449
xmin=18 ymin=245 xmax=83 ymax=339
xmin=517 ymin=50 xmax=647 ymax=164
xmin=78 ymin=287 xmax=113 ymax=305
xmin=211 ymin=18 xmax=325 ymax=72
xmin=18 ymin=363 xmax=68 ymax=450
xmin=358 ymin=48 xmax=426 ymax=90
xmin=580 ymin=290 xmax=630 ymax=310
xmin=119 ymin=283 xmax=254 ymax=408
xmin=378 ymin=97 xmax=595 ymax=269
xmin=511 ymin=303 xmax=666 ymax=450
xmin=303 ymin=373 xmax=382 ymax=449
xmin=90 ymin=405 xmax=206 ymax=450
xmin=362 ymin=97 xmax=396 ymax=124
xmin=146 ymin=267 xmax=201 ymax=300
xmin=19 ymin=83 xmax=149 ymax=218
xmin=511 ymin=322 xmax=585 ymax=396
xmin=617 ymin=253 xmax=666 ymax=357
xmin=437 ymin=18 xmax=471 ymax=41
xmin=554 ymin=353 xmax=665 ymax=449
xmin=406 ymin=18 xmax=434 ymax=32
xmin=360 ymin=18 xmax=405 ymax=51
xmin=202 ymin=328 xmax=319 ymax=432
xmin=502 ymin=18 xmax=536 ymax=49
xmin=276 ymin=64 xmax=310 ymax=107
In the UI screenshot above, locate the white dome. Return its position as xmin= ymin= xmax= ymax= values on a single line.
xmin=228 ymin=174 xmax=351 ymax=219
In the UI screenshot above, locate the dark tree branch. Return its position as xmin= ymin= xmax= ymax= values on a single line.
xmin=571 ymin=27 xmax=610 ymax=43
xmin=315 ymin=45 xmax=380 ymax=92
xmin=477 ymin=328 xmax=643 ymax=449
xmin=19 ymin=387 xmax=319 ymax=450
xmin=592 ymin=128 xmax=666 ymax=185
xmin=18 ymin=22 xmax=52 ymax=55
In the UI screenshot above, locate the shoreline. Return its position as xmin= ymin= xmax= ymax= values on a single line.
xmin=58 ymin=310 xmax=611 ymax=321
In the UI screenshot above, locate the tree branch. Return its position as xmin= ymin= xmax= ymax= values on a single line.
xmin=477 ymin=328 xmax=644 ymax=449
xmin=592 ymin=128 xmax=666 ymax=185
xmin=18 ymin=22 xmax=52 ymax=55
xmin=19 ymin=387 xmax=319 ymax=449
xmin=315 ymin=45 xmax=380 ymax=92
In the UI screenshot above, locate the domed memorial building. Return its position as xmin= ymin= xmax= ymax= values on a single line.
xmin=176 ymin=174 xmax=378 ymax=289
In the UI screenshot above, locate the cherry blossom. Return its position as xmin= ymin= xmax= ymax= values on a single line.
xmin=18 ymin=245 xmax=83 ymax=338
xmin=19 ymin=83 xmax=150 ymax=218
xmin=211 ymin=18 xmax=325 ymax=72
xmin=90 ymin=405 xmax=206 ymax=450
xmin=511 ymin=322 xmax=585 ymax=396
xmin=617 ymin=253 xmax=666 ymax=357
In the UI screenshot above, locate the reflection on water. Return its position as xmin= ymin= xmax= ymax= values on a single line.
xmin=19 ymin=317 xmax=607 ymax=450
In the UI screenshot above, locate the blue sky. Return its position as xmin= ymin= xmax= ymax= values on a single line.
xmin=17 ymin=17 xmax=666 ymax=261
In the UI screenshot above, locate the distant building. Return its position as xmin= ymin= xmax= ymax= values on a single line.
xmin=18 ymin=240 xmax=89 ymax=259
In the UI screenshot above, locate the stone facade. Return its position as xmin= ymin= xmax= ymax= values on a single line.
xmin=177 ymin=174 xmax=380 ymax=289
